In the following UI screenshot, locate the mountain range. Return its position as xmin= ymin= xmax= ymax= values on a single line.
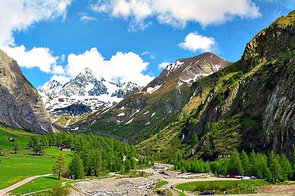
xmin=38 ymin=68 xmax=140 ymax=116
xmin=66 ymin=52 xmax=231 ymax=142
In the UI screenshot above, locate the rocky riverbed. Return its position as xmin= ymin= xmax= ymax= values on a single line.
xmin=70 ymin=176 xmax=159 ymax=196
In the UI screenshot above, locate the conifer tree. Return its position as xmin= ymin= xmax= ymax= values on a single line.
xmin=240 ymin=150 xmax=250 ymax=176
xmin=268 ymin=151 xmax=283 ymax=182
xmin=280 ymin=154 xmax=293 ymax=180
xmin=228 ymin=149 xmax=244 ymax=175
xmin=53 ymin=154 xmax=68 ymax=180
xmin=69 ymin=154 xmax=85 ymax=179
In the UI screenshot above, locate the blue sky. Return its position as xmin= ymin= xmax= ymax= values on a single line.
xmin=0 ymin=0 xmax=293 ymax=88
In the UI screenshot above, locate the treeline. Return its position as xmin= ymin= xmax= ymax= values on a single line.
xmin=29 ymin=133 xmax=153 ymax=179
xmin=171 ymin=149 xmax=295 ymax=183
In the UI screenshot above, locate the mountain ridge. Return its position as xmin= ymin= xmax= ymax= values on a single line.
xmin=68 ymin=52 xmax=231 ymax=142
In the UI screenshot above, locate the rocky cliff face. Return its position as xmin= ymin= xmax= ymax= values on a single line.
xmin=0 ymin=49 xmax=52 ymax=133
xmin=69 ymin=53 xmax=231 ymax=142
xmin=139 ymin=10 xmax=295 ymax=159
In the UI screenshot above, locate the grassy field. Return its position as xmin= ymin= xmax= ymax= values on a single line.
xmin=176 ymin=180 xmax=269 ymax=194
xmin=0 ymin=125 xmax=73 ymax=191
xmin=10 ymin=175 xmax=73 ymax=194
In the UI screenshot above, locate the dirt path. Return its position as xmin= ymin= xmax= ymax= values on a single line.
xmin=0 ymin=174 xmax=52 ymax=196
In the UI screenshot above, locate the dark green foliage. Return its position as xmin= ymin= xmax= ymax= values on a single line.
xmin=192 ymin=134 xmax=199 ymax=146
xmin=69 ymin=154 xmax=85 ymax=179
xmin=228 ymin=149 xmax=244 ymax=175
xmin=173 ymin=149 xmax=294 ymax=183
xmin=174 ymin=159 xmax=210 ymax=173
xmin=240 ymin=150 xmax=251 ymax=176
xmin=35 ymin=133 xmax=152 ymax=177
xmin=29 ymin=136 xmax=45 ymax=155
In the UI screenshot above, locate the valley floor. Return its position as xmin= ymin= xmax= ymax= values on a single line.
xmin=1 ymin=162 xmax=295 ymax=195
xmin=68 ymin=163 xmax=295 ymax=196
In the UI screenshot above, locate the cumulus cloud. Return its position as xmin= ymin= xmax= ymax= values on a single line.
xmin=50 ymin=75 xmax=71 ymax=85
xmin=158 ymin=62 xmax=170 ymax=69
xmin=91 ymin=0 xmax=261 ymax=29
xmin=52 ymin=65 xmax=65 ymax=74
xmin=179 ymin=32 xmax=216 ymax=53
xmin=1 ymin=45 xmax=62 ymax=73
xmin=0 ymin=0 xmax=72 ymax=46
xmin=65 ymin=48 xmax=154 ymax=86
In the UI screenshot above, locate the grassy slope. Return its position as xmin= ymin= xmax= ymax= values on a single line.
xmin=0 ymin=125 xmax=73 ymax=191
xmin=52 ymin=113 xmax=89 ymax=128
xmin=10 ymin=176 xmax=72 ymax=194
xmin=0 ymin=125 xmax=33 ymax=149
xmin=139 ymin=10 xmax=295 ymax=158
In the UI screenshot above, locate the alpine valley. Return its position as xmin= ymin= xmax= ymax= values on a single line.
xmin=1 ymin=7 xmax=295 ymax=196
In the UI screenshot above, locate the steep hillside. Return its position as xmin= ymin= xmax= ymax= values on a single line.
xmin=139 ymin=10 xmax=295 ymax=159
xmin=0 ymin=50 xmax=52 ymax=133
xmin=69 ymin=53 xmax=231 ymax=142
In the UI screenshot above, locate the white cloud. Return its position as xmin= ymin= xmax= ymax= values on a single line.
xmin=51 ymin=75 xmax=71 ymax=85
xmin=1 ymin=45 xmax=62 ymax=73
xmin=52 ymin=65 xmax=65 ymax=74
xmin=141 ymin=51 xmax=150 ymax=56
xmin=179 ymin=32 xmax=216 ymax=53
xmin=91 ymin=0 xmax=261 ymax=29
xmin=141 ymin=51 xmax=155 ymax=59
xmin=158 ymin=62 xmax=170 ymax=69
xmin=0 ymin=0 xmax=72 ymax=46
xmin=65 ymin=48 xmax=154 ymax=86
xmin=80 ymin=15 xmax=97 ymax=22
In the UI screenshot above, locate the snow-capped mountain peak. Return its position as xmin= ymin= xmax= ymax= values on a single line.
xmin=38 ymin=68 xmax=140 ymax=115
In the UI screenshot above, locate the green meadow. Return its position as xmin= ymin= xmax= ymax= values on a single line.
xmin=0 ymin=125 xmax=73 ymax=193
xmin=10 ymin=175 xmax=72 ymax=195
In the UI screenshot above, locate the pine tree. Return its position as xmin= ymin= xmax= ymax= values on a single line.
xmin=229 ymin=149 xmax=244 ymax=175
xmin=53 ymin=154 xmax=68 ymax=180
xmin=69 ymin=154 xmax=85 ymax=179
xmin=280 ymin=154 xmax=293 ymax=180
xmin=240 ymin=150 xmax=250 ymax=176
xmin=31 ymin=136 xmax=45 ymax=156
xmin=268 ymin=151 xmax=283 ymax=182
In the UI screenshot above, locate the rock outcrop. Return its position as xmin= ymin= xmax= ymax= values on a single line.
xmin=0 ymin=49 xmax=52 ymax=133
